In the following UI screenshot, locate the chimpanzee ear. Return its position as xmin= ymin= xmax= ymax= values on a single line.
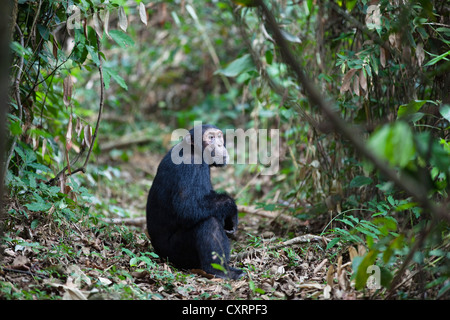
xmin=183 ymin=133 xmax=193 ymax=145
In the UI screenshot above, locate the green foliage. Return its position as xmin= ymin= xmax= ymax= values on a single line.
xmin=2 ymin=0 xmax=449 ymax=299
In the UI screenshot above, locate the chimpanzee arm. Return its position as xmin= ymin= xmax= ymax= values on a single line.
xmin=203 ymin=191 xmax=237 ymax=220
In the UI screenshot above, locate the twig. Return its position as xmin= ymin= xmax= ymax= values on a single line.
xmin=48 ymin=33 xmax=105 ymax=184
xmin=232 ymin=8 xmax=322 ymax=133
xmin=4 ymin=24 xmax=25 ymax=175
xmin=101 ymin=135 xmax=155 ymax=152
xmin=1 ymin=266 xmax=49 ymax=279
xmin=237 ymin=204 xmax=304 ymax=225
xmin=70 ymin=34 xmax=105 ymax=175
xmin=254 ymin=0 xmax=449 ymax=223
xmin=252 ymin=0 xmax=449 ymax=295
xmin=386 ymin=220 xmax=436 ymax=299
xmin=231 ymin=234 xmax=327 ymax=261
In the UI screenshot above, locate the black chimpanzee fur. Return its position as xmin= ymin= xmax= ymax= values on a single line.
xmin=146 ymin=124 xmax=244 ymax=280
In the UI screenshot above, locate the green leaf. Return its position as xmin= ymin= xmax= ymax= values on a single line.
xmin=215 ymin=54 xmax=255 ymax=78
xmin=423 ymin=50 xmax=450 ymax=67
xmin=130 ymin=257 xmax=138 ymax=267
xmin=265 ymin=50 xmax=273 ymax=65
xmin=346 ymin=0 xmax=357 ymax=11
xmin=306 ymin=0 xmax=313 ymax=14
xmin=211 ymin=263 xmax=226 ymax=272
xmin=349 ymin=176 xmax=373 ymax=188
xmin=25 ymin=201 xmax=52 ymax=212
xmin=440 ymin=104 xmax=450 ymax=122
xmin=353 ymin=250 xmax=378 ymax=290
xmin=326 ymin=237 xmax=340 ymax=250
xmin=397 ymin=100 xmax=427 ymax=120
xmin=85 ymin=45 xmax=100 ymax=66
xmin=31 ymin=219 xmax=40 ymax=230
xmin=37 ymin=24 xmax=50 ymax=40
xmin=109 ymin=29 xmax=134 ymax=48
xmin=368 ymin=122 xmax=415 ymax=168
xmin=9 ymin=119 xmax=22 ymax=136
xmin=121 ymin=248 xmax=134 ymax=258
xmin=104 ymin=67 xmax=128 ymax=90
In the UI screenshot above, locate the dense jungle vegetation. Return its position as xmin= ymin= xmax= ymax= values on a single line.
xmin=0 ymin=0 xmax=449 ymax=300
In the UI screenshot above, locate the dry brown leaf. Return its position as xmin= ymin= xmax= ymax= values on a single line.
xmin=65 ymin=114 xmax=73 ymax=152
xmin=41 ymin=139 xmax=47 ymax=158
xmin=340 ymin=69 xmax=357 ymax=94
xmin=297 ymin=283 xmax=323 ymax=289
xmin=416 ymin=42 xmax=424 ymax=66
xmin=313 ymin=258 xmax=328 ymax=274
xmin=326 ymin=265 xmax=335 ymax=287
xmin=357 ymin=244 xmax=366 ymax=256
xmin=118 ymin=6 xmax=128 ymax=32
xmin=93 ymin=11 xmax=103 ymax=38
xmin=52 ymin=37 xmax=58 ymax=59
xmin=64 ymin=288 xmax=87 ymax=300
xmin=103 ymin=9 xmax=110 ymax=38
xmin=359 ymin=69 xmax=367 ymax=92
xmin=139 ymin=2 xmax=148 ymax=25
xmin=75 ymin=117 xmax=82 ymax=137
xmin=337 ymin=255 xmax=343 ymax=277
xmin=63 ymin=75 xmax=73 ymax=106
xmin=338 ymin=270 xmax=350 ymax=291
xmin=380 ymin=47 xmax=386 ymax=68
xmin=353 ymin=74 xmax=360 ymax=96
xmin=83 ymin=125 xmax=92 ymax=149
xmin=323 ymin=284 xmax=332 ymax=299
xmin=12 ymin=255 xmax=29 ymax=268
xmin=349 ymin=246 xmax=358 ymax=261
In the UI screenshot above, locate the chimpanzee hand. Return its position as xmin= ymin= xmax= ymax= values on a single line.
xmin=224 ymin=213 xmax=238 ymax=237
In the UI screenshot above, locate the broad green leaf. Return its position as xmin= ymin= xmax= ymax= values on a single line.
xmin=346 ymin=0 xmax=357 ymax=11
xmin=109 ymin=29 xmax=134 ymax=48
xmin=349 ymin=175 xmax=373 ymax=188
xmin=211 ymin=263 xmax=226 ymax=272
xmin=215 ymin=54 xmax=255 ymax=78
xmin=306 ymin=0 xmax=313 ymax=14
xmin=104 ymin=66 xmax=128 ymax=90
xmin=25 ymin=201 xmax=52 ymax=212
xmin=326 ymin=237 xmax=340 ymax=250
xmin=440 ymin=104 xmax=450 ymax=122
xmin=353 ymin=250 xmax=378 ymax=290
xmin=130 ymin=257 xmax=138 ymax=267
xmin=85 ymin=45 xmax=100 ymax=66
xmin=397 ymin=100 xmax=427 ymax=119
xmin=424 ymin=50 xmax=450 ymax=66
xmin=368 ymin=122 xmax=415 ymax=168
xmin=9 ymin=119 xmax=22 ymax=136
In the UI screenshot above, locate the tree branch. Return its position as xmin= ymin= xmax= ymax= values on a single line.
xmin=47 ymin=33 xmax=105 ymax=184
xmin=254 ymin=0 xmax=449 ymax=223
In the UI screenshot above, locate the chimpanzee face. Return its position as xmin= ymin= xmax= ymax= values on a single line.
xmin=202 ymin=128 xmax=229 ymax=167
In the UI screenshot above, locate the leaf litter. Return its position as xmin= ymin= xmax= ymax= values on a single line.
xmin=1 ymin=152 xmax=372 ymax=300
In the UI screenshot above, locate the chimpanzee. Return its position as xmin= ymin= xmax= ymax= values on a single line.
xmin=146 ymin=124 xmax=244 ymax=280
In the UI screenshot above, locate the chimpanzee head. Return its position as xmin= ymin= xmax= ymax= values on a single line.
xmin=184 ymin=124 xmax=229 ymax=167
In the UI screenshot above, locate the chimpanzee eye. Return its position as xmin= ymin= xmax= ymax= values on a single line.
xmin=209 ymin=135 xmax=214 ymax=141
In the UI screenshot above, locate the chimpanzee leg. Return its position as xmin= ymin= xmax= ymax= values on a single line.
xmin=194 ymin=217 xmax=244 ymax=280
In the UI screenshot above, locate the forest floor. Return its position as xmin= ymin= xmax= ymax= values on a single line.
xmin=0 ymin=149 xmax=375 ymax=300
